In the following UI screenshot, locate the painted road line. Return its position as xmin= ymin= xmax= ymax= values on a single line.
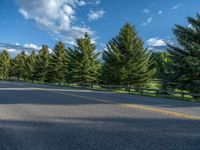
xmin=122 ymin=104 xmax=200 ymax=120
xmin=0 ymin=87 xmax=199 ymax=120
xmin=53 ymin=91 xmax=200 ymax=120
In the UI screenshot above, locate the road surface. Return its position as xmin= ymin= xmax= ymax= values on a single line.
xmin=0 ymin=82 xmax=199 ymax=150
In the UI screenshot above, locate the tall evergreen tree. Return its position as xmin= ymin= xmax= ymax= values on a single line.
xmin=10 ymin=51 xmax=28 ymax=80
xmin=48 ymin=41 xmax=67 ymax=83
xmin=68 ymin=33 xmax=100 ymax=84
xmin=167 ymin=13 xmax=200 ymax=93
xmin=34 ymin=45 xmax=50 ymax=82
xmin=26 ymin=50 xmax=36 ymax=82
xmin=151 ymin=51 xmax=172 ymax=90
xmin=0 ymin=50 xmax=11 ymax=79
xmin=102 ymin=23 xmax=154 ymax=87
xmin=151 ymin=51 xmax=169 ymax=79
xmin=10 ymin=55 xmax=21 ymax=80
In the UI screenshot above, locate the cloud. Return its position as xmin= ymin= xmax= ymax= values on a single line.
xmin=171 ymin=4 xmax=183 ymax=10
xmin=146 ymin=37 xmax=167 ymax=47
xmin=88 ymin=10 xmax=105 ymax=21
xmin=95 ymin=0 xmax=101 ymax=5
xmin=24 ymin=43 xmax=41 ymax=50
xmin=7 ymin=49 xmax=18 ymax=53
xmin=16 ymin=0 xmax=101 ymax=45
xmin=78 ymin=0 xmax=86 ymax=6
xmin=142 ymin=9 xmax=150 ymax=14
xmin=0 ymin=42 xmax=45 ymax=57
xmin=141 ymin=17 xmax=153 ymax=26
xmin=146 ymin=37 xmax=175 ymax=51
xmin=158 ymin=11 xmax=163 ymax=15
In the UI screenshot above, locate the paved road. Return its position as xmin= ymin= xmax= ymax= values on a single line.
xmin=0 ymin=82 xmax=199 ymax=150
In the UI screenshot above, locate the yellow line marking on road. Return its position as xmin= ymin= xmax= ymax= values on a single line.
xmin=1 ymin=87 xmax=199 ymax=120
xmin=121 ymin=104 xmax=200 ymax=120
xmin=53 ymin=91 xmax=200 ymax=120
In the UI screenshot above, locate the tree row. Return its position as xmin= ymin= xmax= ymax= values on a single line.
xmin=0 ymin=13 xmax=200 ymax=94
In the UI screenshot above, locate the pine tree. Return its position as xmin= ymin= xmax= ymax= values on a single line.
xmin=10 ymin=51 xmax=28 ymax=80
xmin=26 ymin=50 xmax=36 ymax=82
xmin=102 ymin=23 xmax=154 ymax=87
xmin=48 ymin=41 xmax=67 ymax=83
xmin=10 ymin=55 xmax=21 ymax=80
xmin=34 ymin=45 xmax=50 ymax=82
xmin=68 ymin=33 xmax=100 ymax=84
xmin=151 ymin=51 xmax=172 ymax=90
xmin=0 ymin=50 xmax=11 ymax=79
xmin=167 ymin=13 xmax=200 ymax=93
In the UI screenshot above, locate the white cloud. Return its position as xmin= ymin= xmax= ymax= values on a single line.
xmin=158 ymin=11 xmax=163 ymax=15
xmin=141 ymin=17 xmax=153 ymax=26
xmin=18 ymin=8 xmax=29 ymax=19
xmin=171 ymin=4 xmax=183 ymax=10
xmin=142 ymin=9 xmax=150 ymax=14
xmin=24 ymin=43 xmax=40 ymax=50
xmin=95 ymin=0 xmax=101 ymax=5
xmin=16 ymin=0 xmax=100 ymax=45
xmin=7 ymin=49 xmax=18 ymax=53
xmin=146 ymin=37 xmax=167 ymax=47
xmin=78 ymin=0 xmax=86 ymax=6
xmin=0 ymin=42 xmax=42 ymax=57
xmin=88 ymin=10 xmax=105 ymax=21
xmin=63 ymin=5 xmax=75 ymax=15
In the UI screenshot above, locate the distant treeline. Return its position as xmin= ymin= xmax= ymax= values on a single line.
xmin=0 ymin=13 xmax=199 ymax=95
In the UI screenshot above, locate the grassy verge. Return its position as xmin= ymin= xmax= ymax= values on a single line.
xmin=111 ymin=90 xmax=200 ymax=103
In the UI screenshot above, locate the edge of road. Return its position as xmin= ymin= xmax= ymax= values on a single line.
xmin=52 ymin=91 xmax=200 ymax=120
xmin=1 ymin=81 xmax=200 ymax=103
xmin=0 ymin=81 xmax=200 ymax=120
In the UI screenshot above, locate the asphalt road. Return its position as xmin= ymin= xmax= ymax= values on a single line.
xmin=0 ymin=82 xmax=199 ymax=150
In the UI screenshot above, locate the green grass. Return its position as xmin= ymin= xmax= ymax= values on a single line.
xmin=110 ymin=89 xmax=200 ymax=103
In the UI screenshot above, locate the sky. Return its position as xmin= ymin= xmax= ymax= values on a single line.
xmin=0 ymin=0 xmax=200 ymax=56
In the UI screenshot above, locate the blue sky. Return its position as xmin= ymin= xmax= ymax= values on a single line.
xmin=0 ymin=0 xmax=200 ymax=55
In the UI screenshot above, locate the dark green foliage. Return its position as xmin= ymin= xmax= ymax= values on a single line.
xmin=34 ymin=45 xmax=50 ymax=82
xmin=151 ymin=51 xmax=169 ymax=78
xmin=0 ymin=50 xmax=10 ymax=79
xmin=167 ymin=13 xmax=200 ymax=93
xmin=10 ymin=51 xmax=28 ymax=80
xmin=151 ymin=51 xmax=172 ymax=89
xmin=26 ymin=50 xmax=36 ymax=82
xmin=102 ymin=23 xmax=155 ymax=87
xmin=48 ymin=41 xmax=67 ymax=83
xmin=68 ymin=33 xmax=100 ymax=84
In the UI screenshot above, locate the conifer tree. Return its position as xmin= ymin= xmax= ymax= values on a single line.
xmin=48 ymin=41 xmax=67 ymax=83
xmin=10 ymin=51 xmax=28 ymax=80
xmin=10 ymin=55 xmax=21 ymax=80
xmin=0 ymin=50 xmax=11 ymax=79
xmin=34 ymin=45 xmax=50 ymax=82
xmin=102 ymin=23 xmax=154 ymax=87
xmin=151 ymin=51 xmax=172 ymax=90
xmin=68 ymin=33 xmax=100 ymax=84
xmin=26 ymin=50 xmax=36 ymax=82
xmin=167 ymin=13 xmax=200 ymax=93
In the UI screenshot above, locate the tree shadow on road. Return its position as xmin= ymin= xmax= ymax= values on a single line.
xmin=0 ymin=117 xmax=199 ymax=150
